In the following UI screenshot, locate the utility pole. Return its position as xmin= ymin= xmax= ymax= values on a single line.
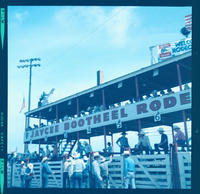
xmin=17 ymin=58 xmax=41 ymax=153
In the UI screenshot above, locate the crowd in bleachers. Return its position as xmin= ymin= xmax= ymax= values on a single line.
xmin=26 ymin=84 xmax=190 ymax=132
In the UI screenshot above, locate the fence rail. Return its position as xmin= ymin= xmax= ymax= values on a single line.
xmin=7 ymin=152 xmax=191 ymax=189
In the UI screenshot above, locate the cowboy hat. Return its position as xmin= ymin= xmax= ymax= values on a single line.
xmin=27 ymin=163 xmax=33 ymax=169
xmin=173 ymin=125 xmax=180 ymax=130
xmin=83 ymin=156 xmax=88 ymax=161
xmin=138 ymin=131 xmax=145 ymax=135
xmin=122 ymin=151 xmax=130 ymax=155
xmin=158 ymin=127 xmax=164 ymax=132
xmin=100 ymin=156 xmax=106 ymax=163
xmin=42 ymin=156 xmax=48 ymax=163
xmin=93 ymin=152 xmax=100 ymax=158
xmin=121 ymin=131 xmax=127 ymax=135
xmin=72 ymin=152 xmax=80 ymax=159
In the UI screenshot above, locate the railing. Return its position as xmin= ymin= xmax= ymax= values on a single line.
xmin=177 ymin=152 xmax=191 ymax=189
xmin=7 ymin=152 xmax=191 ymax=189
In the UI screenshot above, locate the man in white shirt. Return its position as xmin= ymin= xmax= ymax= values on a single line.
xmin=71 ymin=152 xmax=85 ymax=188
xmin=137 ymin=131 xmax=153 ymax=155
xmin=91 ymin=152 xmax=103 ymax=188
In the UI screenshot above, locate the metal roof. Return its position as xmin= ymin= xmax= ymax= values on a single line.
xmin=25 ymin=51 xmax=191 ymax=119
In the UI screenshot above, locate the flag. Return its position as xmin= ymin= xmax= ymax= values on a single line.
xmin=185 ymin=14 xmax=192 ymax=32
xmin=19 ymin=97 xmax=26 ymax=113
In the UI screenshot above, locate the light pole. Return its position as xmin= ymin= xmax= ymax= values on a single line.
xmin=17 ymin=58 xmax=41 ymax=153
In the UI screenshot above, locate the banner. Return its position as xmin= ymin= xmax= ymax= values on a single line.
xmin=24 ymin=89 xmax=191 ymax=143
xmin=158 ymin=38 xmax=192 ymax=61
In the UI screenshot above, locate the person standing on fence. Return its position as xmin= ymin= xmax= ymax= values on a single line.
xmin=116 ymin=132 xmax=130 ymax=154
xmin=137 ymin=131 xmax=154 ymax=155
xmin=82 ymin=156 xmax=90 ymax=188
xmin=91 ymin=152 xmax=103 ymax=188
xmin=76 ymin=142 xmax=85 ymax=158
xmin=41 ymin=157 xmax=54 ymax=188
xmin=83 ymin=141 xmax=93 ymax=157
xmin=46 ymin=145 xmax=51 ymax=158
xmin=20 ymin=161 xmax=26 ymax=188
xmin=154 ymin=128 xmax=168 ymax=154
xmin=63 ymin=157 xmax=73 ymax=188
xmin=173 ymin=125 xmax=186 ymax=151
xmin=71 ymin=152 xmax=85 ymax=188
xmin=123 ymin=151 xmax=136 ymax=189
xmin=24 ymin=163 xmax=34 ymax=188
xmin=106 ymin=142 xmax=112 ymax=156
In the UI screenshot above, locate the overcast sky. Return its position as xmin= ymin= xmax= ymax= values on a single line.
xmin=8 ymin=6 xmax=191 ymax=153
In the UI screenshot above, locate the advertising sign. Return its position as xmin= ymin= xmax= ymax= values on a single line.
xmin=158 ymin=38 xmax=192 ymax=61
xmin=24 ymin=89 xmax=191 ymax=142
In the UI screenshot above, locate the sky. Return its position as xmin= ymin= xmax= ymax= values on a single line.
xmin=8 ymin=6 xmax=192 ymax=153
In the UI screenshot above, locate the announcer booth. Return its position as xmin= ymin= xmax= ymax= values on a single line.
xmin=21 ymin=51 xmax=191 ymax=189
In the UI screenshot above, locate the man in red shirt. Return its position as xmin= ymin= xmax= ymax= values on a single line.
xmin=173 ymin=125 xmax=186 ymax=151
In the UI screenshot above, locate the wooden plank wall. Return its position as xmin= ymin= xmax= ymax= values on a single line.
xmin=132 ymin=155 xmax=172 ymax=189
xmin=9 ymin=161 xmax=63 ymax=188
xmin=31 ymin=162 xmax=42 ymax=188
xmin=177 ymin=152 xmax=191 ymax=189
xmin=108 ymin=155 xmax=172 ymax=189
xmin=7 ymin=164 xmax=11 ymax=188
xmin=47 ymin=161 xmax=63 ymax=188
xmin=12 ymin=163 xmax=21 ymax=187
xmin=108 ymin=156 xmax=123 ymax=189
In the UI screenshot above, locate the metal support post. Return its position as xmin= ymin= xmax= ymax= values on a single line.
xmin=176 ymin=63 xmax=189 ymax=150
xmin=102 ymin=89 xmax=107 ymax=150
xmin=135 ymin=76 xmax=142 ymax=134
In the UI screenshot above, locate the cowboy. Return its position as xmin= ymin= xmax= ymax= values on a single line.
xmin=20 ymin=161 xmax=26 ymax=188
xmin=123 ymin=151 xmax=136 ymax=189
xmin=116 ymin=132 xmax=130 ymax=154
xmin=106 ymin=142 xmax=112 ymax=155
xmin=82 ymin=156 xmax=90 ymax=188
xmin=41 ymin=157 xmax=53 ymax=188
xmin=24 ymin=163 xmax=34 ymax=188
xmin=154 ymin=127 xmax=168 ymax=154
xmin=71 ymin=152 xmax=85 ymax=188
xmin=63 ymin=157 xmax=73 ymax=188
xmin=76 ymin=142 xmax=85 ymax=158
xmin=137 ymin=131 xmax=153 ymax=155
xmin=173 ymin=125 xmax=186 ymax=151
xmin=83 ymin=141 xmax=92 ymax=157
xmin=100 ymin=155 xmax=113 ymax=189
xmin=91 ymin=152 xmax=103 ymax=188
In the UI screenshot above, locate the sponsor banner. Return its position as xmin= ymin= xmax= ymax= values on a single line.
xmin=158 ymin=38 xmax=192 ymax=60
xmin=24 ymin=89 xmax=191 ymax=142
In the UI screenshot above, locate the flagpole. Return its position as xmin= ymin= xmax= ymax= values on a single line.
xmin=17 ymin=58 xmax=41 ymax=153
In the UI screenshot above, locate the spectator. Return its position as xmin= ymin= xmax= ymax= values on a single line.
xmin=154 ymin=128 xmax=168 ymax=154
xmin=83 ymin=141 xmax=92 ymax=157
xmin=160 ymin=90 xmax=165 ymax=96
xmin=76 ymin=142 xmax=85 ymax=158
xmin=137 ymin=131 xmax=153 ymax=155
xmin=116 ymin=132 xmax=130 ymax=154
xmin=106 ymin=142 xmax=112 ymax=155
xmin=20 ymin=161 xmax=26 ymax=188
xmin=123 ymin=151 xmax=136 ymax=189
xmin=63 ymin=157 xmax=73 ymax=188
xmin=24 ymin=163 xmax=34 ymax=188
xmin=173 ymin=125 xmax=186 ymax=151
xmin=167 ymin=88 xmax=174 ymax=94
xmin=91 ymin=152 xmax=102 ymax=188
xmin=100 ymin=155 xmax=113 ymax=189
xmin=82 ymin=156 xmax=90 ymax=188
xmin=184 ymin=83 xmax=190 ymax=90
xmin=41 ymin=157 xmax=53 ymax=188
xmin=46 ymin=145 xmax=51 ymax=158
xmin=71 ymin=152 xmax=85 ymax=188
